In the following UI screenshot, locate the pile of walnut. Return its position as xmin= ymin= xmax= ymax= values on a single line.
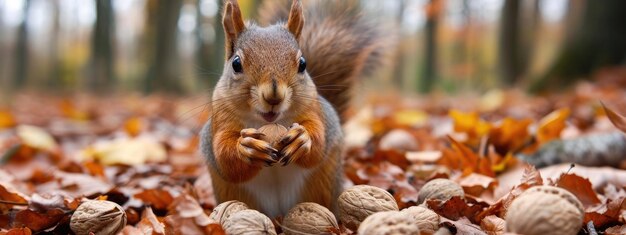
xmin=66 ymin=177 xmax=585 ymax=234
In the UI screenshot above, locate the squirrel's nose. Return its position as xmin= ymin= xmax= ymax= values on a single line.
xmin=263 ymin=96 xmax=282 ymax=106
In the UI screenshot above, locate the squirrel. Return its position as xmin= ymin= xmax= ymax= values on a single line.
xmin=200 ymin=0 xmax=387 ymax=218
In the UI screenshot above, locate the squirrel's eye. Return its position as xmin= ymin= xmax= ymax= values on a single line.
xmin=232 ymin=56 xmax=243 ymax=73
xmin=298 ymin=56 xmax=306 ymax=73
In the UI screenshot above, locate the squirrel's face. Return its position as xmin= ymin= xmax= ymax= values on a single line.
xmin=214 ymin=0 xmax=313 ymax=124
xmin=217 ymin=26 xmax=316 ymax=124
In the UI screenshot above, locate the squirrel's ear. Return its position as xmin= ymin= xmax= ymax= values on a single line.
xmin=286 ymin=0 xmax=304 ymax=40
xmin=222 ymin=0 xmax=245 ymax=59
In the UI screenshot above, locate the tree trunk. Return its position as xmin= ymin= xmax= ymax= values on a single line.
xmin=14 ymin=0 xmax=32 ymax=89
xmin=145 ymin=0 xmax=183 ymax=93
xmin=420 ymin=0 xmax=441 ymax=93
xmin=91 ymin=0 xmax=115 ymax=92
xmin=536 ymin=0 xmax=626 ymax=91
xmin=207 ymin=0 xmax=225 ymax=88
xmin=498 ymin=0 xmax=520 ymax=86
xmin=48 ymin=0 xmax=61 ymax=88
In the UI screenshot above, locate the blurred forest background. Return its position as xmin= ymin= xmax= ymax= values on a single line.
xmin=0 ymin=0 xmax=625 ymax=98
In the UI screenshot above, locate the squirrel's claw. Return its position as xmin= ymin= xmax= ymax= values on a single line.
xmin=278 ymin=124 xmax=311 ymax=166
xmin=237 ymin=136 xmax=278 ymax=166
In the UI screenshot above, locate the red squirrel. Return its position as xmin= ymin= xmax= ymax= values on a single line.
xmin=200 ymin=0 xmax=386 ymax=218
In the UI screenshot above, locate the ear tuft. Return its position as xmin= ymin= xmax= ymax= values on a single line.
xmin=222 ymin=0 xmax=246 ymax=59
xmin=286 ymin=0 xmax=304 ymax=40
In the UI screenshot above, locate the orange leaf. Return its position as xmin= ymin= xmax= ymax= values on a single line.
xmin=426 ymin=196 xmax=485 ymax=224
xmin=489 ymin=117 xmax=532 ymax=153
xmin=124 ymin=117 xmax=144 ymax=137
xmin=602 ymin=102 xmax=626 ymax=133
xmin=449 ymin=110 xmax=491 ymax=146
xmin=134 ymin=189 xmax=174 ymax=211
xmin=556 ymin=173 xmax=601 ymax=208
xmin=14 ymin=209 xmax=65 ymax=232
xmin=537 ymin=108 xmax=570 ymax=143
xmin=5 ymin=227 xmax=32 ymax=235
xmin=0 ymin=110 xmax=16 ymax=129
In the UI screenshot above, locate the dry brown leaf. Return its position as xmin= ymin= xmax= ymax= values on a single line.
xmin=605 ymin=225 xmax=626 ymax=235
xmin=480 ymin=215 xmax=505 ymax=235
xmin=602 ymin=102 xmax=626 ymax=133
xmin=584 ymin=198 xmax=626 ymax=228
xmin=459 ymin=173 xmax=498 ymax=197
xmin=489 ymin=117 xmax=532 ymax=154
xmin=134 ymin=189 xmax=174 ymax=212
xmin=137 ymin=207 xmax=165 ymax=235
xmin=426 ymin=196 xmax=485 ymax=223
xmin=14 ymin=208 xmax=66 ymax=232
xmin=556 ymin=173 xmax=601 ymax=208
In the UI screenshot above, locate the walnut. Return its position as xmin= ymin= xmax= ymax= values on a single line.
xmin=338 ymin=185 xmax=399 ymax=231
xmin=505 ymin=186 xmax=583 ymax=235
xmin=258 ymin=124 xmax=288 ymax=146
xmin=400 ymin=206 xmax=439 ymax=233
xmin=282 ymin=202 xmax=339 ymax=235
xmin=223 ymin=209 xmax=277 ymax=235
xmin=417 ymin=178 xmax=464 ymax=204
xmin=209 ymin=200 xmax=249 ymax=225
xmin=70 ymin=200 xmax=127 ymax=235
xmin=357 ymin=211 xmax=420 ymax=235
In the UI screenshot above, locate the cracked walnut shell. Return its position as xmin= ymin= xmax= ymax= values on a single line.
xmin=338 ymin=185 xmax=399 ymax=231
xmin=358 ymin=211 xmax=420 ymax=235
xmin=505 ymin=186 xmax=583 ymax=235
xmin=417 ymin=178 xmax=464 ymax=204
xmin=282 ymin=202 xmax=339 ymax=235
xmin=209 ymin=200 xmax=249 ymax=225
xmin=223 ymin=209 xmax=277 ymax=235
xmin=70 ymin=200 xmax=127 ymax=235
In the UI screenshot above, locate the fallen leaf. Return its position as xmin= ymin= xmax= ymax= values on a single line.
xmin=16 ymin=125 xmax=58 ymax=153
xmin=14 ymin=208 xmax=66 ymax=232
xmin=137 ymin=207 xmax=165 ymax=235
xmin=124 ymin=117 xmax=144 ymax=137
xmin=556 ymin=173 xmax=601 ymax=208
xmin=134 ymin=189 xmax=174 ymax=212
xmin=536 ymin=108 xmax=570 ymax=143
xmin=80 ymin=137 xmax=166 ymax=165
xmin=449 ymin=110 xmax=491 ymax=146
xmin=426 ymin=196 xmax=485 ymax=223
xmin=406 ymin=150 xmax=442 ymax=163
xmin=480 ymin=215 xmax=505 ymax=235
xmin=0 ymin=110 xmax=16 ymax=129
xmin=458 ymin=173 xmax=498 ymax=196
xmin=602 ymin=102 xmax=626 ymax=133
xmin=584 ymin=198 xmax=626 ymax=228
xmin=606 ymin=225 xmax=626 ymax=235
xmin=5 ymin=227 xmax=32 ymax=235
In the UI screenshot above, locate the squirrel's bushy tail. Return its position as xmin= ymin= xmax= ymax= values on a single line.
xmin=259 ymin=0 xmax=390 ymax=123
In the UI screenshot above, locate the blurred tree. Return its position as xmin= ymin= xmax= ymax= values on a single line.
xmin=498 ymin=0 xmax=539 ymax=86
xmin=48 ymin=0 xmax=61 ymax=88
xmin=420 ymin=0 xmax=442 ymax=93
xmin=536 ymin=0 xmax=626 ymax=91
xmin=144 ymin=0 xmax=183 ymax=93
xmin=392 ymin=0 xmax=407 ymax=89
xmin=199 ymin=0 xmax=224 ymax=88
xmin=90 ymin=0 xmax=115 ymax=91
xmin=14 ymin=0 xmax=32 ymax=88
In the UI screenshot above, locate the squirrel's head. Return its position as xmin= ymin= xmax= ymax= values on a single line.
xmin=213 ymin=0 xmax=315 ymax=124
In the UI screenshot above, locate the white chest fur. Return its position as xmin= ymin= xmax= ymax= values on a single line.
xmin=243 ymin=164 xmax=312 ymax=217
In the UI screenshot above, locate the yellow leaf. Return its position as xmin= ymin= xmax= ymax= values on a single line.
xmin=80 ymin=137 xmax=166 ymax=165
xmin=392 ymin=110 xmax=428 ymax=127
xmin=449 ymin=109 xmax=491 ymax=146
xmin=60 ymin=100 xmax=90 ymax=120
xmin=16 ymin=125 xmax=58 ymax=152
xmin=537 ymin=108 xmax=570 ymax=143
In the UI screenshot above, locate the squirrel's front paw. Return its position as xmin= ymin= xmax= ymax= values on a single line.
xmin=277 ymin=123 xmax=312 ymax=166
xmin=237 ymin=128 xmax=279 ymax=166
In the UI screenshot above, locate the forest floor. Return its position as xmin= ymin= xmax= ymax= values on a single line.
xmin=1 ymin=67 xmax=626 ymax=234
